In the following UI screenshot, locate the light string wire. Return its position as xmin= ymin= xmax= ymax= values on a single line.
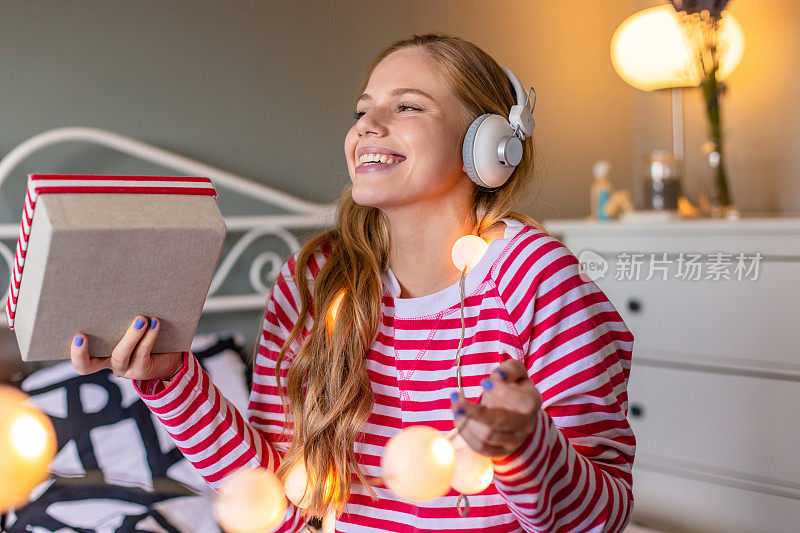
xmin=312 ymin=265 xmax=474 ymax=521
xmin=455 ymin=267 xmax=468 ymax=394
xmin=453 ymin=265 xmax=470 ymax=517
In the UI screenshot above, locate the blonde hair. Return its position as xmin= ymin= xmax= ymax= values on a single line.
xmin=266 ymin=33 xmax=545 ymax=519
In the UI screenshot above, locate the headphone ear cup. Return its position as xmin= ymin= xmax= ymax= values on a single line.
xmin=462 ymin=114 xmax=492 ymax=188
xmin=462 ymin=113 xmax=517 ymax=189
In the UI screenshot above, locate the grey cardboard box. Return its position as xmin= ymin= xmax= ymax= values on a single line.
xmin=12 ymin=192 xmax=226 ymax=361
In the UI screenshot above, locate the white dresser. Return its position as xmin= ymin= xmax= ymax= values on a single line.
xmin=542 ymin=216 xmax=800 ymax=533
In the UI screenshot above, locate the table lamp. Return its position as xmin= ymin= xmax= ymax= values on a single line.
xmin=610 ymin=3 xmax=744 ymax=216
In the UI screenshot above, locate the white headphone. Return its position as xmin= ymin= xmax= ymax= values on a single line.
xmin=462 ymin=66 xmax=536 ymax=189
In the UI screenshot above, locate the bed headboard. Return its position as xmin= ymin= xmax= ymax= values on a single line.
xmin=0 ymin=127 xmax=337 ymax=363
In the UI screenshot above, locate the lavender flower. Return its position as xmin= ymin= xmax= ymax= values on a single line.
xmin=669 ymin=0 xmax=730 ymax=21
xmin=668 ymin=0 xmax=736 ymax=208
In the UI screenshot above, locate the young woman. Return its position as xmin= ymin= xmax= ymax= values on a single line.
xmin=71 ymin=33 xmax=635 ymax=532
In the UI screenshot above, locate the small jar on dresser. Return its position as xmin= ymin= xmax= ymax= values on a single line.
xmin=541 ymin=216 xmax=800 ymax=533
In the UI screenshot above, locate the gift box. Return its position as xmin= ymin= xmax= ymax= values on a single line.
xmin=6 ymin=175 xmax=226 ymax=362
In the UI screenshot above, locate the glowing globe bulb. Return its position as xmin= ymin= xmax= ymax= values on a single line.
xmin=12 ymin=415 xmax=48 ymax=459
xmin=283 ymin=460 xmax=311 ymax=508
xmin=214 ymin=467 xmax=287 ymax=533
xmin=452 ymin=235 xmax=489 ymax=273
xmin=326 ymin=289 xmax=346 ymax=336
xmin=381 ymin=425 xmax=455 ymax=502
xmin=0 ymin=385 xmax=57 ymax=512
xmin=283 ymin=460 xmax=338 ymax=511
xmin=449 ymin=431 xmax=494 ymax=495
xmin=322 ymin=507 xmax=336 ymax=533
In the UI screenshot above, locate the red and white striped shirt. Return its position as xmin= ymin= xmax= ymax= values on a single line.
xmin=134 ymin=218 xmax=636 ymax=532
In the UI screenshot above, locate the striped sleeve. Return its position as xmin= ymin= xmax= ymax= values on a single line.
xmin=490 ymin=229 xmax=636 ymax=533
xmin=132 ymin=350 xmax=282 ymax=485
xmin=132 ymin=248 xmax=329 ymax=533
xmin=248 ymin=248 xmax=325 ymax=447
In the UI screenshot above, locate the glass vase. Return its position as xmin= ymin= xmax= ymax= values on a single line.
xmin=701 ymin=140 xmax=739 ymax=220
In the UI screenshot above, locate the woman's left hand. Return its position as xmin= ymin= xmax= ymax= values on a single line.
xmin=451 ymin=359 xmax=542 ymax=459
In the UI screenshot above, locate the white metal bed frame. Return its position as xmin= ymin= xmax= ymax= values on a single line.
xmin=0 ymin=126 xmax=337 ymax=317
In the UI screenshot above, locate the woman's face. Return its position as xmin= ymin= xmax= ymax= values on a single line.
xmin=344 ymin=47 xmax=472 ymax=212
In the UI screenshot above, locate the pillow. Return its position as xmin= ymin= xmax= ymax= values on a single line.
xmin=4 ymin=331 xmax=250 ymax=533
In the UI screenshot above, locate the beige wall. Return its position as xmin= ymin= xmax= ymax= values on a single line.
xmin=632 ymin=0 xmax=800 ymax=215
xmin=405 ymin=1 xmax=642 ymax=220
xmin=417 ymin=0 xmax=800 ymax=219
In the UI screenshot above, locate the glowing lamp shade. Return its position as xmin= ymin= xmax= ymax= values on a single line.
xmin=451 ymin=235 xmax=489 ymax=273
xmin=0 ymin=385 xmax=57 ymax=512
xmin=214 ymin=467 xmax=287 ymax=533
xmin=381 ymin=425 xmax=456 ymax=502
xmin=449 ymin=432 xmax=494 ymax=495
xmin=610 ymin=5 xmax=745 ymax=91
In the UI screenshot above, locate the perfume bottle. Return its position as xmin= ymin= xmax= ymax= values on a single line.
xmin=591 ymin=160 xmax=612 ymax=221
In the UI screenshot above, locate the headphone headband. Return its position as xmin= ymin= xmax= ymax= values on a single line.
xmin=501 ymin=66 xmax=536 ymax=141
xmin=501 ymin=66 xmax=528 ymax=108
xmin=461 ymin=66 xmax=536 ymax=189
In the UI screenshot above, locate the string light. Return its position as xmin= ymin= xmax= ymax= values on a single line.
xmin=235 ymin=233 xmax=494 ymax=526
xmin=214 ymin=467 xmax=287 ymax=533
xmin=451 ymin=234 xmax=488 ymax=393
xmin=210 ymin=233 xmax=495 ymax=528
xmin=0 ymin=385 xmax=57 ymax=512
xmin=326 ymin=289 xmax=347 ymax=336
xmin=283 ymin=460 xmax=313 ymax=508
xmin=449 ymin=234 xmax=493 ymax=516
xmin=448 ymin=430 xmax=494 ymax=495
xmin=451 ymin=235 xmax=489 ymax=273
xmin=381 ymin=425 xmax=456 ymax=502
xmin=282 ymin=459 xmax=340 ymax=514
xmin=379 ymin=234 xmax=494 ymax=515
xmin=321 ymin=507 xmax=336 ymax=533
xmin=314 ymin=233 xmax=494 ymax=518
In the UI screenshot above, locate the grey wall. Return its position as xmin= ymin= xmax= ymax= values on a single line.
xmin=1 ymin=0 xmax=797 ymax=367
xmin=0 ymin=0 xmax=650 ymax=222
xmin=0 ymin=0 xmax=419 ymax=216
xmin=0 ymin=0 xmax=422 ymax=365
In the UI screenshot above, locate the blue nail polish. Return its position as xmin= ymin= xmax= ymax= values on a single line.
xmin=450 ymin=392 xmax=460 ymax=403
xmin=150 ymin=318 xmax=157 ymax=329
xmin=455 ymin=408 xmax=465 ymax=417
xmin=74 ymin=335 xmax=83 ymax=347
xmin=135 ymin=318 xmax=144 ymax=330
xmin=496 ymin=369 xmax=508 ymax=380
xmin=481 ymin=378 xmax=494 ymax=391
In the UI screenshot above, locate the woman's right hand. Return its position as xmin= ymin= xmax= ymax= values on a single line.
xmin=70 ymin=316 xmax=184 ymax=381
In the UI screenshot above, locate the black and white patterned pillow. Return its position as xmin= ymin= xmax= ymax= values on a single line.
xmin=4 ymin=331 xmax=250 ymax=533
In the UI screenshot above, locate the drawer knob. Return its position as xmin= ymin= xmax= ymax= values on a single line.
xmin=630 ymin=404 xmax=644 ymax=418
xmin=627 ymin=298 xmax=642 ymax=313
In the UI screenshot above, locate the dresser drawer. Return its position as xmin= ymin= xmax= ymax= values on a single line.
xmin=632 ymin=467 xmax=800 ymax=533
xmin=592 ymin=257 xmax=800 ymax=371
xmin=627 ymin=363 xmax=800 ymax=488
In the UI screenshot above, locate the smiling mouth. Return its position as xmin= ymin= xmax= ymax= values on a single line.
xmin=357 ymin=153 xmax=407 ymax=167
xmin=355 ymin=158 xmax=405 ymax=173
xmin=355 ymin=151 xmax=407 ymax=173
xmin=358 ymin=159 xmax=404 ymax=167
